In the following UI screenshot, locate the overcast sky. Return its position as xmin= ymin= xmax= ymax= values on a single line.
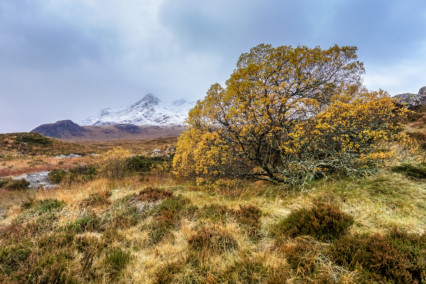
xmin=0 ymin=0 xmax=425 ymax=133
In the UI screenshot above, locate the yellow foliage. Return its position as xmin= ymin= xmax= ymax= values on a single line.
xmin=99 ymin=146 xmax=130 ymax=179
xmin=173 ymin=44 xmax=409 ymax=184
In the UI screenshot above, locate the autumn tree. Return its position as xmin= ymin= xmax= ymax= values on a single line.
xmin=173 ymin=44 xmax=407 ymax=184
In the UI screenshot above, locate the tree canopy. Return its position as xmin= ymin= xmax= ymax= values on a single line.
xmin=173 ymin=44 xmax=408 ymax=184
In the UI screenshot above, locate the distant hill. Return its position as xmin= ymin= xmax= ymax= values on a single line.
xmin=31 ymin=120 xmax=186 ymax=141
xmin=31 ymin=120 xmax=87 ymax=138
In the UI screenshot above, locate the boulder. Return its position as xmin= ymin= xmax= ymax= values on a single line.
xmin=419 ymin=86 xmax=426 ymax=96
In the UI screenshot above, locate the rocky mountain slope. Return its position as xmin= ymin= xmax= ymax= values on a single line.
xmin=82 ymin=94 xmax=194 ymax=126
xmin=393 ymin=86 xmax=426 ymax=110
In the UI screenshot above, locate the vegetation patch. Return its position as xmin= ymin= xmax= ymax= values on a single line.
xmin=125 ymin=155 xmax=169 ymax=173
xmin=391 ymin=163 xmax=426 ymax=179
xmin=103 ymin=248 xmax=131 ymax=279
xmin=134 ymin=187 xmax=173 ymax=202
xmin=231 ymin=205 xmax=262 ymax=239
xmin=147 ymin=196 xmax=190 ymax=245
xmin=330 ymin=230 xmax=425 ymax=283
xmin=271 ymin=203 xmax=354 ymax=242
xmin=80 ymin=191 xmax=111 ymax=208
xmin=66 ymin=212 xmax=104 ymax=233
xmin=188 ymin=225 xmax=238 ymax=254
xmin=0 ymin=178 xmax=30 ymax=190
xmin=47 ymin=169 xmax=66 ymax=184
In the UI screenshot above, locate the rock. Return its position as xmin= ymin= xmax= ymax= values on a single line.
xmin=393 ymin=91 xmax=426 ymax=110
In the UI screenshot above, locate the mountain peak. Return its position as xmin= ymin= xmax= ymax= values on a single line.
xmin=82 ymin=95 xmax=195 ymax=126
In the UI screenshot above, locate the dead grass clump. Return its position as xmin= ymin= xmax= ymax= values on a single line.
xmin=134 ymin=187 xmax=173 ymax=202
xmin=188 ymin=225 xmax=238 ymax=255
xmin=271 ymin=203 xmax=354 ymax=242
xmin=330 ymin=229 xmax=425 ymax=283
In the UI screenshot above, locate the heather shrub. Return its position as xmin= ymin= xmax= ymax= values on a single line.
xmin=232 ymin=205 xmax=262 ymax=239
xmin=330 ymin=230 xmax=425 ymax=283
xmin=188 ymin=225 xmax=238 ymax=254
xmin=271 ymin=203 xmax=354 ymax=242
xmin=4 ymin=178 xmax=29 ymax=190
xmin=47 ymin=169 xmax=66 ymax=184
xmin=66 ymin=212 xmax=104 ymax=233
xmin=134 ymin=187 xmax=173 ymax=202
xmin=125 ymin=155 xmax=168 ymax=173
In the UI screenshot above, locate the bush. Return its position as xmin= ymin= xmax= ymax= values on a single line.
xmin=0 ymin=242 xmax=32 ymax=275
xmin=47 ymin=169 xmax=66 ymax=184
xmin=392 ymin=163 xmax=426 ymax=179
xmin=125 ymin=155 xmax=168 ymax=173
xmin=99 ymin=147 xmax=130 ymax=179
xmin=68 ymin=165 xmax=97 ymax=183
xmin=4 ymin=179 xmax=30 ymax=190
xmin=271 ymin=203 xmax=354 ymax=242
xmin=330 ymin=230 xmax=425 ymax=283
xmin=173 ymin=44 xmax=407 ymax=184
xmin=188 ymin=225 xmax=238 ymax=254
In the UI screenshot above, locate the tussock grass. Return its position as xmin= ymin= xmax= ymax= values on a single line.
xmin=0 ymin=148 xmax=424 ymax=283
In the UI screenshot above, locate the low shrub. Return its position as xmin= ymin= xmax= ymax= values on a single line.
xmin=220 ymin=257 xmax=268 ymax=283
xmin=125 ymin=155 xmax=168 ymax=173
xmin=47 ymin=169 xmax=66 ymax=184
xmin=330 ymin=230 xmax=425 ymax=283
xmin=4 ymin=179 xmax=30 ymax=190
xmin=134 ymin=187 xmax=173 ymax=202
xmin=103 ymin=248 xmax=131 ymax=279
xmin=66 ymin=212 xmax=104 ymax=233
xmin=271 ymin=203 xmax=354 ymax=242
xmin=279 ymin=237 xmax=320 ymax=274
xmin=198 ymin=204 xmax=231 ymax=223
xmin=0 ymin=178 xmax=9 ymax=188
xmin=188 ymin=225 xmax=238 ymax=254
xmin=391 ymin=163 xmax=426 ymax=179
xmin=68 ymin=165 xmax=97 ymax=183
xmin=232 ymin=205 xmax=262 ymax=239
xmin=31 ymin=199 xmax=66 ymax=215
xmin=110 ymin=205 xmax=143 ymax=229
xmin=147 ymin=196 xmax=189 ymax=245
xmin=0 ymin=241 xmax=32 ymax=275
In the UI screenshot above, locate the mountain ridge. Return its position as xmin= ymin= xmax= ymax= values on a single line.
xmin=82 ymin=94 xmax=194 ymax=126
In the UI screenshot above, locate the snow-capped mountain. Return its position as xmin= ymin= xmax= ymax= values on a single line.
xmin=82 ymin=94 xmax=195 ymax=126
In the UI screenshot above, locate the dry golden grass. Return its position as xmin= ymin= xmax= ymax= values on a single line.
xmin=0 ymin=129 xmax=424 ymax=283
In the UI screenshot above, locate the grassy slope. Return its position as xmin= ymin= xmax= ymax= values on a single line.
xmin=0 ymin=111 xmax=424 ymax=283
xmin=0 ymin=167 xmax=424 ymax=283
